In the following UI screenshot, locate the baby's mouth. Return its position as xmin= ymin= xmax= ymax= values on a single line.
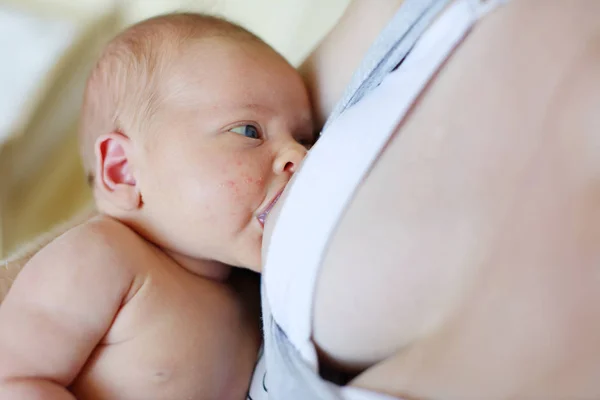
xmin=257 ymin=192 xmax=283 ymax=227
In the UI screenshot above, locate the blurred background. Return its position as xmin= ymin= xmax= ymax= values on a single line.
xmin=0 ymin=0 xmax=351 ymax=258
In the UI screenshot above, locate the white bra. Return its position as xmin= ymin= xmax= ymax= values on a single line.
xmin=264 ymin=0 xmax=508 ymax=392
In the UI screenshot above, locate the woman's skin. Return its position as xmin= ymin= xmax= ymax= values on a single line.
xmin=298 ymin=0 xmax=405 ymax=129
xmin=267 ymin=0 xmax=600 ymax=399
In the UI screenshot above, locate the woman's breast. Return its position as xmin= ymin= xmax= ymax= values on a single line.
xmin=266 ymin=1 xmax=600 ymax=398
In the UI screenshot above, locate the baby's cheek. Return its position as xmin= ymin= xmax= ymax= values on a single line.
xmin=224 ymin=179 xmax=239 ymax=195
xmin=243 ymin=175 xmax=265 ymax=186
xmin=219 ymin=174 xmax=265 ymax=223
xmin=225 ymin=174 xmax=265 ymax=201
xmin=217 ymin=157 xmax=268 ymax=215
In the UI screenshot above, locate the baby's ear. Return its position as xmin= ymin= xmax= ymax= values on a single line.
xmin=94 ymin=132 xmax=141 ymax=211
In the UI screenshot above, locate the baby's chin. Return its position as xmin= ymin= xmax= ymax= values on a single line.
xmin=234 ymin=233 xmax=265 ymax=273
xmin=232 ymin=248 xmax=263 ymax=273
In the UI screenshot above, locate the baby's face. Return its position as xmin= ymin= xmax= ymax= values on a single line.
xmin=135 ymin=37 xmax=313 ymax=271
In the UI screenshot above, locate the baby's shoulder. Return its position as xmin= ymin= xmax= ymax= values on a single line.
xmin=28 ymin=215 xmax=153 ymax=279
xmin=53 ymin=215 xmax=143 ymax=256
xmin=5 ymin=216 xmax=153 ymax=315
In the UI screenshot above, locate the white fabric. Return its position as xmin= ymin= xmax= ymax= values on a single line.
xmin=264 ymin=1 xmax=508 ymax=393
xmin=247 ymin=347 xmax=268 ymax=400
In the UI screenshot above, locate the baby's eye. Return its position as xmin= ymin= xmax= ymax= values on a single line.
xmin=229 ymin=125 xmax=260 ymax=139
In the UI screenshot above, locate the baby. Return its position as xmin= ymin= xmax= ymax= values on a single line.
xmin=0 ymin=13 xmax=313 ymax=400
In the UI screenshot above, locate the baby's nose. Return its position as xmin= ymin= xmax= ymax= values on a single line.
xmin=273 ymin=142 xmax=307 ymax=175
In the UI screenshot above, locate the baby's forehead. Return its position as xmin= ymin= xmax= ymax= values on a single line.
xmin=158 ymin=36 xmax=281 ymax=103
xmin=165 ymin=35 xmax=270 ymax=76
xmin=116 ymin=16 xmax=269 ymax=96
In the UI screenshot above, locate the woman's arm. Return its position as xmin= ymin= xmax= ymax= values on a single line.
xmin=299 ymin=0 xmax=404 ymax=129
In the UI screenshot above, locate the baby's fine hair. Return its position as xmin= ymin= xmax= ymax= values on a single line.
xmin=79 ymin=13 xmax=265 ymax=184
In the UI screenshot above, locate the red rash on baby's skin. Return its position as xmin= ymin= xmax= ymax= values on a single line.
xmin=220 ymin=175 xmax=266 ymax=218
xmin=243 ymin=176 xmax=265 ymax=185
xmin=224 ymin=180 xmax=239 ymax=197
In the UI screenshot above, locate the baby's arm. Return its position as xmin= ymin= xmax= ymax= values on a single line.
xmin=0 ymin=218 xmax=135 ymax=400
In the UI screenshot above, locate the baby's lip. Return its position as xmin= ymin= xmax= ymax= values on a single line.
xmin=257 ymin=191 xmax=283 ymax=227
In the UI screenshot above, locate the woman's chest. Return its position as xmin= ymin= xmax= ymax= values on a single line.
xmin=314 ymin=1 xmax=600 ymax=398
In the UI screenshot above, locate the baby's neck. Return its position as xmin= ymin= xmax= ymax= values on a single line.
xmin=94 ymin=203 xmax=233 ymax=282
xmin=165 ymin=250 xmax=232 ymax=282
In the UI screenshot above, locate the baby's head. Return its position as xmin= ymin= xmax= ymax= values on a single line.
xmin=81 ymin=13 xmax=313 ymax=271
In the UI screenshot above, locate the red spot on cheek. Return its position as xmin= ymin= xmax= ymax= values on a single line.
xmin=242 ymin=175 xmax=265 ymax=185
xmin=225 ymin=179 xmax=241 ymax=196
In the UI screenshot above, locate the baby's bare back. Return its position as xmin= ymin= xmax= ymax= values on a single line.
xmin=0 ymin=216 xmax=260 ymax=400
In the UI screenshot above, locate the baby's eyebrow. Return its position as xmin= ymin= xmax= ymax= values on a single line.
xmin=237 ymin=102 xmax=273 ymax=114
xmin=211 ymin=101 xmax=273 ymax=117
